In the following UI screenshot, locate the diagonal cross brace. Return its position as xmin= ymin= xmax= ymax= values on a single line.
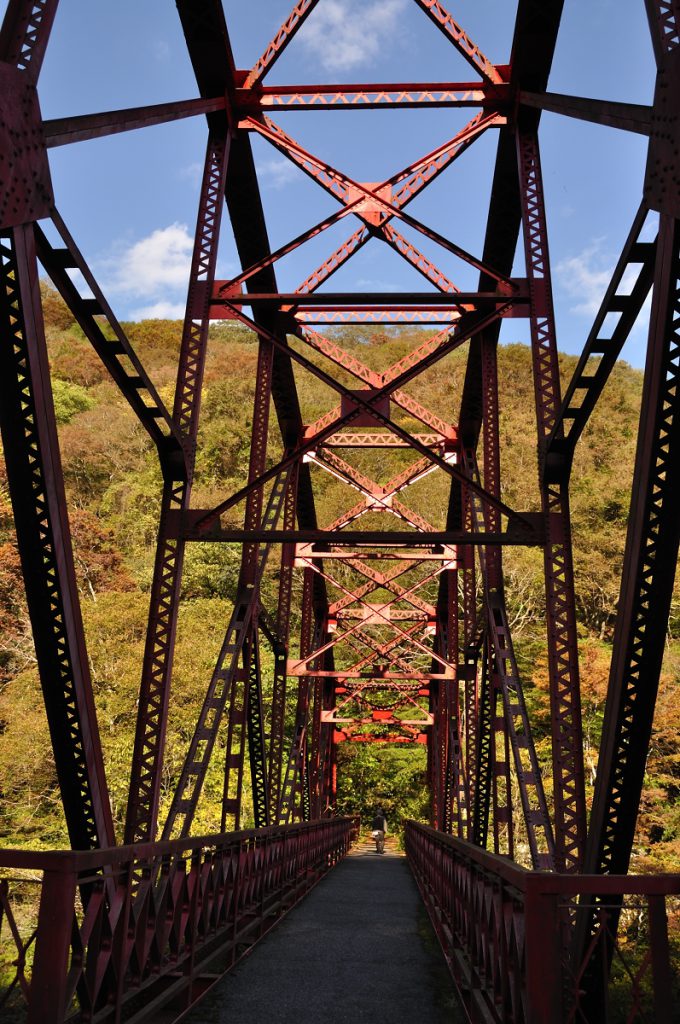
xmin=296 ymin=557 xmax=454 ymax=673
xmin=411 ymin=0 xmax=504 ymax=84
xmin=245 ymin=0 xmax=322 ymax=88
xmin=221 ymin=111 xmax=506 ymax=294
xmin=193 ymin=301 xmax=523 ymax=530
xmin=243 ymin=112 xmax=510 ymax=286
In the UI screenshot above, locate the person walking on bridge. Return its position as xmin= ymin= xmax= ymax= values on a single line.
xmin=371 ymin=806 xmax=387 ymax=854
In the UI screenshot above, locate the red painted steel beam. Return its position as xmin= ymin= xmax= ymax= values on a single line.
xmin=305 ymin=550 xmax=454 ymax=563
xmin=236 ymin=81 xmax=509 ymax=112
xmin=298 ymin=560 xmax=454 ymax=672
xmin=379 ymin=224 xmax=463 ymax=295
xmin=519 ymin=91 xmax=652 ymax=134
xmin=162 ymin=469 xmax=291 ymax=840
xmin=458 ymin=0 xmax=565 ymax=447
xmin=295 ymin=311 xmax=460 ymax=324
xmin=192 ymin=302 xmax=524 ymax=532
xmin=294 ymin=670 xmax=449 ymax=681
xmin=517 ymin=131 xmax=586 ymax=872
xmin=212 ymin=290 xmax=527 ymax=307
xmin=305 ymin=449 xmax=436 ymax=534
xmin=411 ymin=0 xmax=505 ymax=84
xmin=321 ymin=432 xmax=443 ymax=448
xmin=330 ymin=562 xmax=435 ymax=618
xmin=244 ymin=0 xmax=322 ymax=88
xmin=0 ymin=0 xmax=116 ymax=853
xmin=43 ymin=97 xmax=227 ymax=147
xmin=174 ymin=0 xmax=331 ymax=835
xmin=463 ymin=449 xmax=556 ymax=869
xmin=177 ymin=0 xmax=330 ymax=628
xmin=243 ymin=113 xmax=511 ymax=286
xmin=298 ymin=325 xmax=457 ymax=436
xmin=0 ymin=0 xmax=59 ymax=81
xmin=443 ymin=0 xmax=566 ymax=863
xmin=218 ymin=109 xmax=503 ymax=299
xmin=585 ymin=1 xmax=680 ymax=883
xmin=268 ymin=465 xmax=298 ymax=815
xmin=168 ymin=523 xmax=544 ymax=546
xmin=0 ymin=226 xmax=115 ymax=852
xmin=124 ymin=134 xmax=230 ymax=847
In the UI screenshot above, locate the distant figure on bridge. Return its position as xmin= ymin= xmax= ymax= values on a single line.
xmin=371 ymin=806 xmax=387 ymax=854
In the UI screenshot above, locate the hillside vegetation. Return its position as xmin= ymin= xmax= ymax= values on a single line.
xmin=0 ymin=284 xmax=678 ymax=871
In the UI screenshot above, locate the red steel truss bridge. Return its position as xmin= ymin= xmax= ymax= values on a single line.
xmin=0 ymin=1 xmax=679 ymax=1022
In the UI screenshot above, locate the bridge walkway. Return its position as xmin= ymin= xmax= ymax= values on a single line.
xmin=183 ymin=836 xmax=462 ymax=1023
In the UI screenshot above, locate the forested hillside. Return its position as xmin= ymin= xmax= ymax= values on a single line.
xmin=0 ymin=284 xmax=678 ymax=871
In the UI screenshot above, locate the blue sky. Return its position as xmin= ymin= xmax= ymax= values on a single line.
xmin=2 ymin=0 xmax=656 ymax=365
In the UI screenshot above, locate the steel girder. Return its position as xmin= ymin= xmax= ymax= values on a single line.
xmin=0 ymin=2 xmax=676 ymax=1007
xmin=0 ymin=0 xmax=114 ymax=852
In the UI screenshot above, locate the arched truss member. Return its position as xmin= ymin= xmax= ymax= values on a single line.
xmin=0 ymin=0 xmax=678 ymax=1021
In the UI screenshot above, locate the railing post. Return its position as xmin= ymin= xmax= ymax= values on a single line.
xmin=648 ymin=894 xmax=674 ymax=1024
xmin=524 ymin=882 xmax=563 ymax=1024
xmin=27 ymin=867 xmax=77 ymax=1024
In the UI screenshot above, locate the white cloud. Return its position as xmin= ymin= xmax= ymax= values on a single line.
xmin=555 ymin=241 xmax=611 ymax=317
xmin=178 ymin=161 xmax=203 ymax=184
xmin=555 ymin=239 xmax=653 ymax=338
xmin=300 ymin=0 xmax=406 ymax=72
xmin=105 ymin=223 xmax=194 ymax=298
xmin=65 ymin=268 xmax=94 ymax=300
xmin=355 ymin=277 xmax=400 ymax=292
xmin=129 ymin=300 xmax=186 ymax=321
xmin=257 ymin=156 xmax=299 ymax=190
xmin=154 ymin=40 xmax=171 ymax=62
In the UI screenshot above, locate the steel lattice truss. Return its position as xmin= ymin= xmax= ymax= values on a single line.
xmin=0 ymin=0 xmax=679 ymax=1015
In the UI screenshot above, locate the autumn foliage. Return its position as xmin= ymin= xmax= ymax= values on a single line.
xmin=0 ymin=284 xmax=678 ymax=868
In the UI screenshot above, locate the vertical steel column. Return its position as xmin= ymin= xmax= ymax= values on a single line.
xmin=307 ymin=655 xmax=325 ymax=819
xmin=427 ymin=684 xmax=438 ymax=825
xmin=429 ymin=590 xmax=446 ymax=828
xmin=328 ymin=724 xmax=338 ymax=812
xmin=320 ymin=676 xmax=337 ymax=814
xmin=462 ymin=649 xmax=479 ymax=841
xmin=221 ymin=646 xmax=249 ymax=832
xmin=125 ymin=135 xmax=229 ymax=845
xmin=460 ymin=479 xmax=479 ymax=836
xmin=246 ymin=624 xmax=270 ymax=827
xmin=449 ymin=706 xmax=469 ymax=838
xmin=219 ymin=337 xmax=275 ymax=829
xmin=268 ymin=463 xmax=298 ymax=813
xmin=479 ymin=334 xmax=513 ymax=856
xmin=162 ymin=468 xmax=289 ymax=839
xmin=517 ymin=130 xmax=587 ymax=872
xmin=278 ymin=567 xmax=316 ymax=823
xmin=465 ymin=448 xmax=555 ymax=867
xmin=481 ymin=335 xmax=502 ymax=593
xmin=437 ymin=661 xmax=450 ymax=832
xmin=491 ymin=678 xmax=514 ymax=858
xmin=0 ymin=226 xmax=114 ymax=850
xmin=444 ymin=564 xmax=467 ymax=836
xmin=431 ymin=678 xmax=447 ymax=829
xmin=472 ymin=639 xmax=492 ymax=847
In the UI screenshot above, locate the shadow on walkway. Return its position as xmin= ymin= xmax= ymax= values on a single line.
xmin=183 ymin=844 xmax=463 ymax=1023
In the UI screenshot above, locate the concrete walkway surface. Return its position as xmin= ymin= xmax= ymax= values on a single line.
xmin=183 ymin=838 xmax=463 ymax=1023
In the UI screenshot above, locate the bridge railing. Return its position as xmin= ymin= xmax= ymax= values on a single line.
xmin=405 ymin=820 xmax=679 ymax=1024
xmin=0 ymin=816 xmax=358 ymax=1024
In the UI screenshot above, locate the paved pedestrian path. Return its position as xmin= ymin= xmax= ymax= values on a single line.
xmin=184 ymin=837 xmax=463 ymax=1023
